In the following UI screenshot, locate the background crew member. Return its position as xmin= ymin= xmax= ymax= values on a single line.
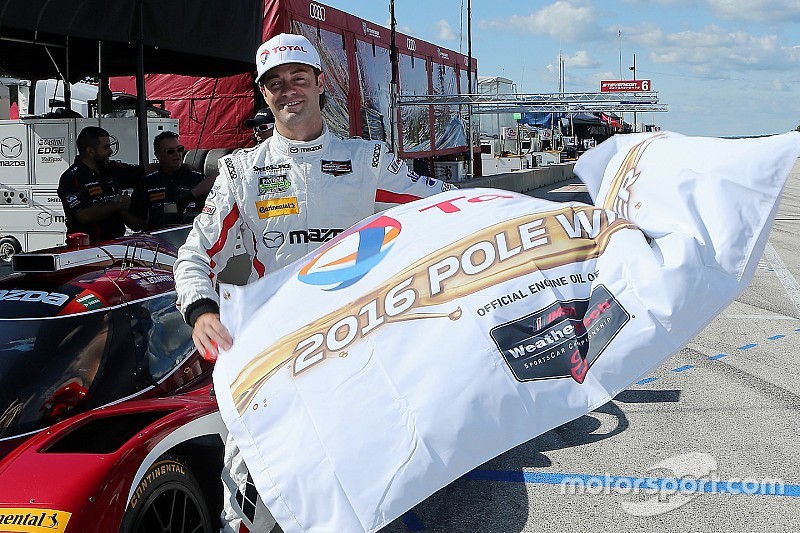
xmin=130 ymin=131 xmax=214 ymax=230
xmin=58 ymin=126 xmax=143 ymax=243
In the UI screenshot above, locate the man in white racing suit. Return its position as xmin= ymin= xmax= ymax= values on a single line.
xmin=174 ymin=32 xmax=454 ymax=533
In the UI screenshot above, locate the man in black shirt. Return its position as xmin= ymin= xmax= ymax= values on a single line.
xmin=57 ymin=126 xmax=143 ymax=242
xmin=130 ymin=132 xmax=214 ymax=231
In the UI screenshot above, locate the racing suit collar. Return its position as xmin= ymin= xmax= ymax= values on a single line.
xmin=271 ymin=126 xmax=328 ymax=158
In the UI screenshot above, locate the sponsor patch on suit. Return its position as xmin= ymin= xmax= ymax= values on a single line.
xmin=321 ymin=160 xmax=353 ymax=176
xmin=256 ymin=197 xmax=300 ymax=219
xmin=259 ymin=175 xmax=291 ymax=195
xmin=387 ymin=155 xmax=402 ymax=174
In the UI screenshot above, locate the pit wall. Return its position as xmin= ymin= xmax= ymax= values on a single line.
xmin=459 ymin=163 xmax=575 ymax=193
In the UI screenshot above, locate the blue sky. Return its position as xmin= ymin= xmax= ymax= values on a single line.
xmin=321 ymin=0 xmax=800 ymax=137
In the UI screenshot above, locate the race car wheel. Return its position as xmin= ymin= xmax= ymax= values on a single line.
xmin=0 ymin=236 xmax=21 ymax=262
xmin=121 ymin=455 xmax=214 ymax=533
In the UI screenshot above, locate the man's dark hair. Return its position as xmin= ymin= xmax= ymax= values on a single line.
xmin=154 ymin=131 xmax=179 ymax=152
xmin=76 ymin=126 xmax=110 ymax=156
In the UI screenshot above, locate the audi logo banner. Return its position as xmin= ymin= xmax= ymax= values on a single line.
xmin=309 ymin=3 xmax=325 ymax=21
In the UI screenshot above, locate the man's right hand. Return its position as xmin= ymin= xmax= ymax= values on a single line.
xmin=193 ymin=312 xmax=233 ymax=362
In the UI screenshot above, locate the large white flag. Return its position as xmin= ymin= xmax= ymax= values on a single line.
xmin=214 ymin=131 xmax=800 ymax=532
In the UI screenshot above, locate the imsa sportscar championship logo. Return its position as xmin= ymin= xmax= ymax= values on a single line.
xmin=490 ymin=285 xmax=630 ymax=384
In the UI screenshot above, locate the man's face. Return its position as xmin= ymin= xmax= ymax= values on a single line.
xmin=155 ymin=137 xmax=185 ymax=172
xmin=89 ymin=136 xmax=114 ymax=168
xmin=259 ymin=64 xmax=324 ymax=129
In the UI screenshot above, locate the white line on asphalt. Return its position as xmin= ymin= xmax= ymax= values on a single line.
xmin=725 ymin=315 xmax=800 ymax=320
xmin=764 ymin=242 xmax=800 ymax=318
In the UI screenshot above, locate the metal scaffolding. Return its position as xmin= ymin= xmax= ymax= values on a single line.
xmin=397 ymin=91 xmax=668 ymax=114
xmin=394 ymin=91 xmax=667 ymax=179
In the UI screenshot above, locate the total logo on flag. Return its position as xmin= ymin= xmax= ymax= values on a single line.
xmin=298 ymin=215 xmax=401 ymax=290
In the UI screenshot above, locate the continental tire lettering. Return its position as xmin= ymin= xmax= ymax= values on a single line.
xmin=371 ymin=144 xmax=381 ymax=168
xmin=129 ymin=460 xmax=186 ymax=509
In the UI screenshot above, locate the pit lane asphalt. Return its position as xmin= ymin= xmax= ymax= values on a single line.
xmin=379 ymin=161 xmax=800 ymax=533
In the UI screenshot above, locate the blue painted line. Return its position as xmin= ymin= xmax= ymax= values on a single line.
xmin=708 ymin=353 xmax=728 ymax=360
xmin=464 ymin=469 xmax=800 ymax=497
xmin=401 ymin=511 xmax=425 ymax=532
xmin=671 ymin=365 xmax=694 ymax=373
xmin=768 ymin=334 xmax=786 ymax=340
xmin=636 ymin=377 xmax=658 ymax=385
xmin=738 ymin=343 xmax=757 ymax=350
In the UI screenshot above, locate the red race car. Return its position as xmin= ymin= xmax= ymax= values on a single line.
xmin=0 ymin=228 xmax=227 ymax=533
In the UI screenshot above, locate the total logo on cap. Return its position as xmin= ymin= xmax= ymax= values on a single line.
xmin=256 ymin=33 xmax=322 ymax=81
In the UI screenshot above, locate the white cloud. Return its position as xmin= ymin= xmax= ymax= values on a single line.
xmin=436 ymin=19 xmax=457 ymax=41
xmin=564 ymin=50 xmax=601 ymax=68
xmin=623 ymin=23 xmax=796 ymax=74
xmin=479 ymin=0 xmax=602 ymax=42
xmin=705 ymin=0 xmax=800 ymax=23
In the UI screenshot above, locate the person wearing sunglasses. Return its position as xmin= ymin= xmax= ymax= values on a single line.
xmin=58 ymin=126 xmax=144 ymax=243
xmin=244 ymin=107 xmax=276 ymax=144
xmin=129 ymin=131 xmax=215 ymax=230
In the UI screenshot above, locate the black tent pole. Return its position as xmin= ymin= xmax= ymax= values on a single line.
xmin=64 ymin=37 xmax=72 ymax=113
xmin=135 ymin=0 xmax=148 ymax=167
xmin=467 ymin=0 xmax=473 ymax=178
xmin=389 ymin=0 xmax=398 ymax=153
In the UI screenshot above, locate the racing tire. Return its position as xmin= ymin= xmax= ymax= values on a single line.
xmin=0 ymin=236 xmax=21 ymax=263
xmin=120 ymin=455 xmax=214 ymax=533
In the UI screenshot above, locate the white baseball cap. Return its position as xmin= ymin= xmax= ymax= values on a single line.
xmin=256 ymin=33 xmax=322 ymax=82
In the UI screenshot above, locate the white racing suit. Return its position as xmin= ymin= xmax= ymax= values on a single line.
xmin=174 ymin=126 xmax=454 ymax=532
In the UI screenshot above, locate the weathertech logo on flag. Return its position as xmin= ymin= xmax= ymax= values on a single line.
xmin=491 ymin=285 xmax=630 ymax=383
xmin=256 ymin=197 xmax=299 ymax=219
